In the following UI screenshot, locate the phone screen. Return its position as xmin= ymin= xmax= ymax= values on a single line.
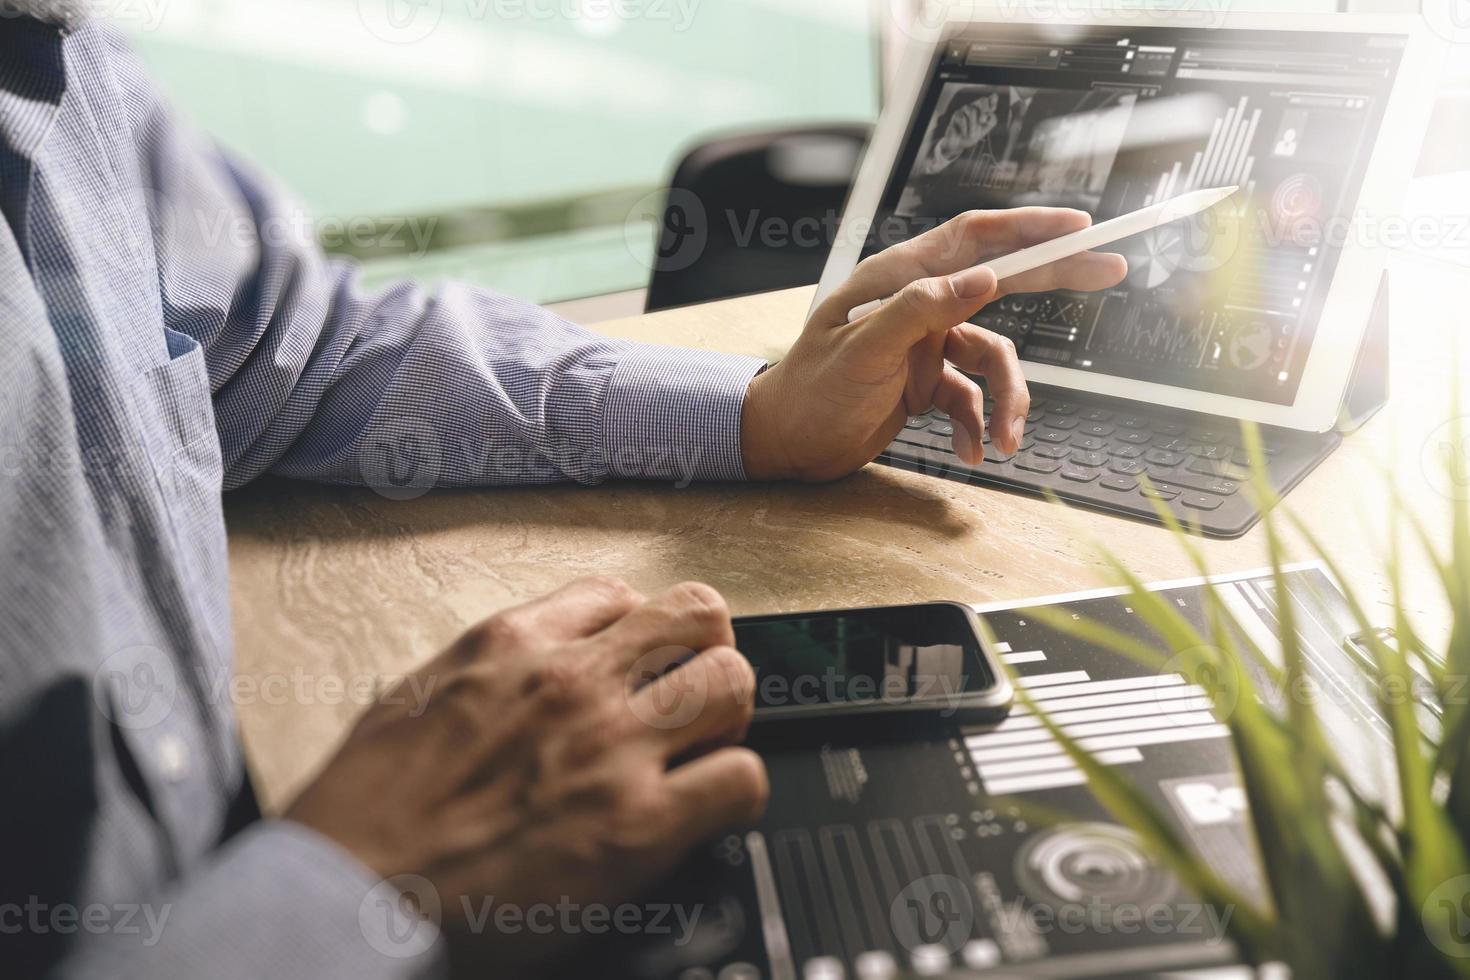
xmin=733 ymin=604 xmax=997 ymax=712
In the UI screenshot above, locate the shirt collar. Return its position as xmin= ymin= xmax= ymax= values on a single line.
xmin=1 ymin=1 xmax=88 ymax=29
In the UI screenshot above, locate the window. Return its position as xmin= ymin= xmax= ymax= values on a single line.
xmin=126 ymin=0 xmax=880 ymax=304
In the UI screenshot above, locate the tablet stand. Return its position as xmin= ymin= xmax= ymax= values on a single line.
xmin=1334 ymin=271 xmax=1391 ymax=434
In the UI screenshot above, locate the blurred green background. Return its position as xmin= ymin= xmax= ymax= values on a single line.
xmin=126 ymin=0 xmax=880 ymax=304
xmin=129 ymin=0 xmax=1429 ymax=308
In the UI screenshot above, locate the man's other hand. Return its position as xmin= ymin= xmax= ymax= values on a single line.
xmin=740 ymin=207 xmax=1128 ymax=482
xmin=286 ymin=576 xmax=767 ymax=976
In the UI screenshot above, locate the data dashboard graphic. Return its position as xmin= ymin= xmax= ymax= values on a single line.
xmin=868 ymin=26 xmax=1405 ymax=405
xmin=599 ymin=566 xmax=1403 ymax=979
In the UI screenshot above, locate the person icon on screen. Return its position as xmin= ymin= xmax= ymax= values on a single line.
xmin=1275 ymin=127 xmax=1299 ymax=158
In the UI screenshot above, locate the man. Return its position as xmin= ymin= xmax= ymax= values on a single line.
xmin=0 ymin=4 xmax=1126 ymax=977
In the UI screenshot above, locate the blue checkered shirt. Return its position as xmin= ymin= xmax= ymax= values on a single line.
xmin=0 ymin=11 xmax=765 ymax=979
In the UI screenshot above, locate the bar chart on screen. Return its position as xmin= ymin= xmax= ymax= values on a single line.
xmin=1143 ymin=95 xmax=1263 ymax=205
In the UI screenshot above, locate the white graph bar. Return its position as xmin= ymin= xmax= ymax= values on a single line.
xmin=967 ymin=710 xmax=1218 ymax=750
xmin=1212 ymin=98 xmax=1248 ymax=184
xmin=1164 ymin=160 xmax=1182 ymax=200
xmin=972 ymin=722 xmax=1230 ymax=768
xmin=1001 ymin=650 xmax=1047 ymax=665
xmin=1079 ymin=723 xmax=1230 ymax=753
xmin=1221 ymin=107 xmax=1260 ymax=186
xmin=1017 ymin=673 xmax=1191 ymax=705
xmin=978 ymin=747 xmax=1143 ymax=779
xmin=966 ymin=708 xmax=1218 ymax=763
xmin=1236 ymin=108 xmax=1263 ymax=182
xmin=993 ymin=641 xmax=1013 ymax=653
xmin=1014 ymin=681 xmax=1201 ymax=716
xmin=1197 ymin=116 xmax=1226 ymax=191
xmin=1016 ymin=670 xmax=1091 ymax=689
xmin=969 ymin=740 xmax=1070 ymax=764
xmin=983 ymin=769 xmax=1089 ymax=795
xmin=1184 ymin=150 xmax=1204 ymax=192
xmin=989 ymin=695 xmax=1214 ymax=732
xmin=1202 ymin=105 xmax=1237 ymax=186
xmin=1211 ymin=97 xmax=1249 ymax=185
xmin=1014 ymin=685 xmax=1205 ymax=716
xmin=1030 ymin=674 xmax=1189 ymax=698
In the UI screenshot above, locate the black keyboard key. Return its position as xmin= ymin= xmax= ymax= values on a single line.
xmin=1188 ymin=429 xmax=1224 ymax=443
xmin=932 ymin=410 xmax=951 ymax=421
xmin=1156 ymin=469 xmax=1240 ymax=496
xmin=1014 ymin=454 xmax=1063 ymax=475
xmin=1153 ymin=436 xmax=1192 ymax=452
xmin=1026 ymin=408 xmax=1046 ymax=423
xmin=1060 ymin=466 xmax=1099 ymax=483
xmin=1034 ymin=429 xmax=1070 ymax=444
xmin=1071 ymin=435 xmax=1106 ymax=451
xmin=893 ymin=429 xmax=951 ymax=452
xmin=930 ymin=422 xmax=955 ymax=436
xmin=1110 ymin=445 xmax=1145 ymax=459
xmin=1198 ymin=479 xmax=1240 ymax=497
xmin=1233 ymin=447 xmax=1279 ymax=466
xmin=1081 ymin=409 xmax=1113 ymax=422
xmin=1078 ymin=422 xmax=1115 ymax=438
xmin=983 ymin=446 xmax=1014 ymax=464
xmin=1117 ymin=415 xmax=1148 ymax=429
xmin=1181 ymin=492 xmax=1223 ymax=511
xmin=1024 ymin=421 xmax=1038 ymax=434
xmin=1034 ymin=444 xmax=1071 ymax=459
xmin=1101 ymin=474 xmax=1139 ymax=492
xmin=1142 ymin=482 xmax=1183 ymax=500
xmin=1188 ymin=444 xmax=1230 ymax=460
xmin=1049 ymin=402 xmax=1079 ymax=416
xmin=1145 ymin=449 xmax=1185 ymax=467
xmin=904 ymin=415 xmax=929 ymax=430
xmin=1110 ymin=459 xmax=1146 ymax=476
xmin=1188 ymin=458 xmax=1251 ymax=482
xmin=1116 ymin=429 xmax=1151 ymax=444
xmin=1154 ymin=422 xmax=1186 ymax=436
xmin=1070 ymin=451 xmax=1107 ymax=468
xmin=1020 ymin=436 xmax=1036 ymax=451
xmin=1045 ymin=416 xmax=1080 ymax=430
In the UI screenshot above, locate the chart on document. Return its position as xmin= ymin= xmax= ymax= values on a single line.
xmin=598 ymin=565 xmax=1404 ymax=980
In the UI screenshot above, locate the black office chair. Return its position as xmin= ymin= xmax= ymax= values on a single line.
xmin=644 ymin=124 xmax=871 ymax=312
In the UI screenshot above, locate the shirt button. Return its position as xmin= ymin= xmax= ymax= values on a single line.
xmin=157 ymin=733 xmax=191 ymax=782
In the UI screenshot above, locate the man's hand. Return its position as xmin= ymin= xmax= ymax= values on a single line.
xmin=740 ymin=207 xmax=1128 ymax=482
xmin=286 ymin=577 xmax=766 ymax=977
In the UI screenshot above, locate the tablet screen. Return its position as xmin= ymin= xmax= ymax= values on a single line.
xmin=865 ymin=25 xmax=1406 ymax=405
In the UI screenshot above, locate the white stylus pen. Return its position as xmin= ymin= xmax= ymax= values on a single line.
xmin=845 ymin=184 xmax=1239 ymax=323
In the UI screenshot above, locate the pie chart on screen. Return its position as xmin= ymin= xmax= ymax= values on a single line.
xmin=1128 ymin=225 xmax=1187 ymax=289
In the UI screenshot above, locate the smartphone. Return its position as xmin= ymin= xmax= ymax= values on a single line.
xmin=733 ymin=601 xmax=1012 ymax=743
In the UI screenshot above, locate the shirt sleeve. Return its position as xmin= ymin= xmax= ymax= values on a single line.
xmin=50 ymin=821 xmax=448 ymax=980
xmin=107 ymin=35 xmax=766 ymax=493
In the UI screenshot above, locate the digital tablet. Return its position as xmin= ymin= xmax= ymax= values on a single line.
xmin=816 ymin=8 xmax=1446 ymax=432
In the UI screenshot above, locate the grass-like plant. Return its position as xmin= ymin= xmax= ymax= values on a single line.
xmin=1011 ymin=403 xmax=1470 ymax=978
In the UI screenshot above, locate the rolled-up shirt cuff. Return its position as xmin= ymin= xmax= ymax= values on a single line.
xmin=602 ymin=346 xmax=767 ymax=483
xmin=139 ymin=819 xmax=447 ymax=979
